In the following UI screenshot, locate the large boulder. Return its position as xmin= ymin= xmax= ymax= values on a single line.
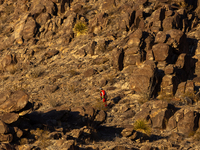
xmin=22 ymin=17 xmax=37 ymax=41
xmin=0 ymin=90 xmax=29 ymax=113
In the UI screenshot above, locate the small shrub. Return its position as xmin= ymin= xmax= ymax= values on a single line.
xmin=73 ymin=21 xmax=88 ymax=36
xmin=93 ymin=98 xmax=107 ymax=111
xmin=133 ymin=119 xmax=151 ymax=136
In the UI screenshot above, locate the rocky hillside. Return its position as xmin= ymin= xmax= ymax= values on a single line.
xmin=1 ymin=0 xmax=200 ymax=149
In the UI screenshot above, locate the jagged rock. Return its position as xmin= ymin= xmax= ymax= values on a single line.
xmin=177 ymin=110 xmax=199 ymax=135
xmin=111 ymin=48 xmax=124 ymax=71
xmin=1 ymin=113 xmax=19 ymax=124
xmin=166 ymin=116 xmax=177 ymax=131
xmin=0 ymin=120 xmax=9 ymax=134
xmin=0 ymin=90 xmax=29 ymax=113
xmin=0 ymin=133 xmax=13 ymax=143
xmin=134 ymin=108 xmax=151 ymax=121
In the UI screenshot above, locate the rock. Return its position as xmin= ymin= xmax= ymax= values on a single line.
xmin=22 ymin=16 xmax=37 ymax=41
xmin=0 ymin=134 xmax=13 ymax=143
xmin=165 ymin=29 xmax=188 ymax=54
xmin=111 ymin=48 xmax=124 ymax=71
xmin=0 ymin=90 xmax=29 ymax=113
xmin=0 ymin=54 xmax=17 ymax=71
xmin=152 ymin=43 xmax=172 ymax=62
xmin=165 ymin=64 xmax=174 ymax=75
xmin=151 ymin=108 xmax=173 ymax=129
xmin=1 ymin=113 xmax=19 ymax=124
xmin=177 ymin=110 xmax=199 ymax=135
xmin=162 ymin=13 xmax=180 ymax=31
xmin=134 ymin=108 xmax=151 ymax=121
xmin=84 ymin=68 xmax=97 ymax=77
xmin=0 ymin=91 xmax=11 ymax=105
xmin=44 ymin=50 xmax=59 ymax=59
xmin=121 ymin=125 xmax=134 ymax=137
xmin=155 ymin=31 xmax=167 ymax=43
xmin=0 ymin=120 xmax=9 ymax=134
xmin=166 ymin=116 xmax=177 ymax=131
xmin=93 ymin=110 xmax=107 ymax=127
xmin=60 ymin=140 xmax=75 ymax=150
xmin=14 ymin=127 xmax=23 ymax=138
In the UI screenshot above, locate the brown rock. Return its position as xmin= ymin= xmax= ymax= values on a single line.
xmin=0 ymin=120 xmax=9 ymax=134
xmin=152 ymin=43 xmax=172 ymax=62
xmin=165 ymin=29 xmax=188 ymax=53
xmin=152 ymin=100 xmax=168 ymax=109
xmin=177 ymin=110 xmax=198 ymax=135
xmin=134 ymin=108 xmax=150 ymax=121
xmin=83 ymin=68 xmax=96 ymax=77
xmin=155 ymin=31 xmax=167 ymax=43
xmin=124 ymin=53 xmax=142 ymax=67
xmin=127 ymin=37 xmax=141 ymax=48
xmin=121 ymin=125 xmax=134 ymax=137
xmin=36 ymin=13 xmax=51 ymax=25
xmin=60 ymin=140 xmax=75 ymax=150
xmin=129 ymin=28 xmax=143 ymax=40
xmin=175 ymin=82 xmax=186 ymax=98
xmin=164 ymin=64 xmax=174 ymax=75
xmin=22 ymin=17 xmax=37 ymax=41
xmin=1 ymin=54 xmax=17 ymax=71
xmin=14 ymin=127 xmax=23 ymax=138
xmin=44 ymin=50 xmax=59 ymax=59
xmin=94 ymin=110 xmax=107 ymax=125
xmin=161 ymin=75 xmax=179 ymax=95
xmin=1 ymin=113 xmax=19 ymax=124
xmin=166 ymin=116 xmax=177 ymax=130
xmin=0 ymin=134 xmax=13 ymax=143
xmin=0 ymin=91 xmax=11 ymax=105
xmin=111 ymin=48 xmax=124 ymax=71
xmin=151 ymin=108 xmax=173 ymax=129
xmin=0 ymin=90 xmax=29 ymax=113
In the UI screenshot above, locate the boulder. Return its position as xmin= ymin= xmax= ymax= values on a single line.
xmin=165 ymin=29 xmax=189 ymax=54
xmin=1 ymin=113 xmax=19 ymax=124
xmin=152 ymin=43 xmax=172 ymax=62
xmin=0 ymin=134 xmax=13 ymax=143
xmin=177 ymin=110 xmax=199 ymax=135
xmin=111 ymin=48 xmax=124 ymax=71
xmin=83 ymin=68 xmax=97 ymax=77
xmin=0 ymin=121 xmax=9 ymax=134
xmin=0 ymin=90 xmax=29 ymax=113
xmin=22 ymin=17 xmax=37 ymax=41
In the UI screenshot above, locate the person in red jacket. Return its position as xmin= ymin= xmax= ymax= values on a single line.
xmin=100 ymin=88 xmax=107 ymax=107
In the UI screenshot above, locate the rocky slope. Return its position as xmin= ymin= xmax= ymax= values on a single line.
xmin=1 ymin=0 xmax=200 ymax=149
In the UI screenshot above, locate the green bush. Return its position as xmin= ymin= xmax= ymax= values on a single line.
xmin=133 ymin=119 xmax=151 ymax=136
xmin=73 ymin=21 xmax=88 ymax=36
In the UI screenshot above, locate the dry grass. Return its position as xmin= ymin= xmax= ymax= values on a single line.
xmin=93 ymin=98 xmax=107 ymax=111
xmin=133 ymin=119 xmax=151 ymax=136
xmin=157 ymin=92 xmax=173 ymax=103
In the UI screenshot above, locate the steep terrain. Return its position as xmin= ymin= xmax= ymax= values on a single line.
xmin=1 ymin=0 xmax=200 ymax=149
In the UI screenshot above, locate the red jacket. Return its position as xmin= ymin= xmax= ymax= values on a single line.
xmin=100 ymin=90 xmax=106 ymax=99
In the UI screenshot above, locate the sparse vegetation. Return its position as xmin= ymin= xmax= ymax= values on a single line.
xmin=133 ymin=119 xmax=151 ymax=136
xmin=73 ymin=21 xmax=88 ymax=36
xmin=93 ymin=98 xmax=108 ymax=111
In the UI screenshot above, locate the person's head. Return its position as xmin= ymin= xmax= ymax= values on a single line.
xmin=99 ymin=87 xmax=103 ymax=91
